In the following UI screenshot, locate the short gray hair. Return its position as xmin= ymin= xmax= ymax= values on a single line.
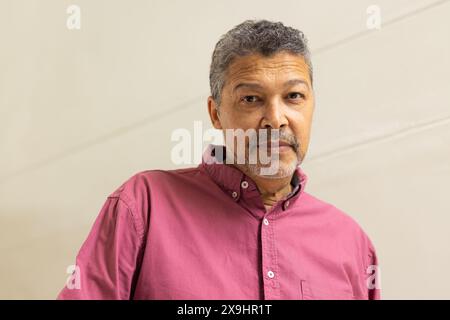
xmin=209 ymin=19 xmax=313 ymax=106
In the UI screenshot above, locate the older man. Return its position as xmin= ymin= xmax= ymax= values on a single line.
xmin=58 ymin=20 xmax=380 ymax=300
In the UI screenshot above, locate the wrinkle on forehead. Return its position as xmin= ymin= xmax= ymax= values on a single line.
xmin=225 ymin=52 xmax=311 ymax=89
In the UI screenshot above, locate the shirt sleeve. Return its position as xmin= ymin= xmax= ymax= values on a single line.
xmin=57 ymin=194 xmax=145 ymax=300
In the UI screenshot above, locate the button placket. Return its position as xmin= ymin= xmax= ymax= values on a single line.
xmin=260 ymin=216 xmax=280 ymax=299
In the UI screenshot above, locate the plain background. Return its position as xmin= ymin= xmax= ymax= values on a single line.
xmin=0 ymin=0 xmax=449 ymax=299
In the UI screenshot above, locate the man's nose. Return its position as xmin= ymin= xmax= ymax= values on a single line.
xmin=261 ymin=98 xmax=288 ymax=129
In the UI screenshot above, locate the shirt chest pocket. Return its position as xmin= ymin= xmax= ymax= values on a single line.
xmin=299 ymin=280 xmax=356 ymax=300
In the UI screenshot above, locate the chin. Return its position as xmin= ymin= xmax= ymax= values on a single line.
xmin=247 ymin=160 xmax=299 ymax=179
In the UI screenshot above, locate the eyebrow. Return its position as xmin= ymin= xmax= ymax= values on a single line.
xmin=284 ymin=79 xmax=310 ymax=89
xmin=232 ymin=78 xmax=310 ymax=93
xmin=232 ymin=82 xmax=263 ymax=93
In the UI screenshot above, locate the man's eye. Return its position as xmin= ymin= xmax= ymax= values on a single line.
xmin=241 ymin=95 xmax=260 ymax=103
xmin=287 ymin=92 xmax=305 ymax=100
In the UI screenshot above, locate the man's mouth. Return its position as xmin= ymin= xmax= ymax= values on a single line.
xmin=256 ymin=140 xmax=293 ymax=152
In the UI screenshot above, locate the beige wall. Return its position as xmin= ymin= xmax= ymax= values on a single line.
xmin=1 ymin=0 xmax=449 ymax=299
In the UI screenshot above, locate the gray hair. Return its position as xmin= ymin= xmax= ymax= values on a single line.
xmin=209 ymin=19 xmax=313 ymax=106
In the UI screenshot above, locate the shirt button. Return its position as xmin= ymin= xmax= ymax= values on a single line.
xmin=263 ymin=218 xmax=269 ymax=226
xmin=267 ymin=271 xmax=275 ymax=278
xmin=231 ymin=191 xmax=238 ymax=199
xmin=241 ymin=181 xmax=249 ymax=189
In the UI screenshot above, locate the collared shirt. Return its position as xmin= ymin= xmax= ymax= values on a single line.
xmin=57 ymin=144 xmax=380 ymax=300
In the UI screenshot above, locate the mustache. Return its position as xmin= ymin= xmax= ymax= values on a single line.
xmin=248 ymin=130 xmax=300 ymax=151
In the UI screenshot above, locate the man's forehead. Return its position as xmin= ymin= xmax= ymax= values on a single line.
xmin=232 ymin=79 xmax=310 ymax=94
xmin=225 ymin=52 xmax=311 ymax=86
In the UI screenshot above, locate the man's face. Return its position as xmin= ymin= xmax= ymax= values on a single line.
xmin=208 ymin=51 xmax=315 ymax=178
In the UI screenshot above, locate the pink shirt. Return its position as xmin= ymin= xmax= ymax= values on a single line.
xmin=57 ymin=144 xmax=380 ymax=300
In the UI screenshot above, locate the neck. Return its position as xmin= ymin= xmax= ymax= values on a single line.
xmin=254 ymin=175 xmax=293 ymax=212
xmin=231 ymin=164 xmax=294 ymax=212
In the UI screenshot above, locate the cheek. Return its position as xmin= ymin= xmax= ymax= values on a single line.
xmin=226 ymin=111 xmax=262 ymax=129
xmin=290 ymin=111 xmax=313 ymax=146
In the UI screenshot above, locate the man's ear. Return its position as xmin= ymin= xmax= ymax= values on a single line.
xmin=207 ymin=96 xmax=223 ymax=129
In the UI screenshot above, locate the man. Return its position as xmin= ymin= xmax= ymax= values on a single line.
xmin=58 ymin=20 xmax=380 ymax=300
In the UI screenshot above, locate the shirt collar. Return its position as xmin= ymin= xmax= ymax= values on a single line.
xmin=199 ymin=144 xmax=308 ymax=204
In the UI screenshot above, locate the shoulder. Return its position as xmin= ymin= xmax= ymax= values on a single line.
xmin=109 ymin=167 xmax=201 ymax=198
xmin=302 ymin=192 xmax=378 ymax=273
xmin=105 ymin=167 xmax=202 ymax=227
xmin=301 ymin=191 xmax=377 ymax=256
